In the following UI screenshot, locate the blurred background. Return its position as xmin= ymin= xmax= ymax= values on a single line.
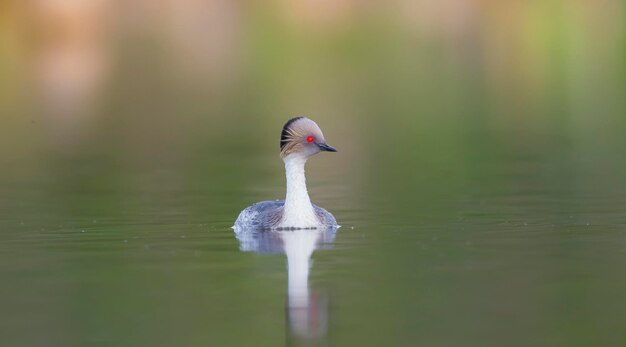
xmin=1 ymin=1 xmax=625 ymax=346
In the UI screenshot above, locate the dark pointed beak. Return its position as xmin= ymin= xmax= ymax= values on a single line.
xmin=317 ymin=143 xmax=337 ymax=152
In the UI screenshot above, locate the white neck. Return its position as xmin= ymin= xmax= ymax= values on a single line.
xmin=281 ymin=155 xmax=319 ymax=227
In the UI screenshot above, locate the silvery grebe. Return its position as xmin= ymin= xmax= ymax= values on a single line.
xmin=233 ymin=117 xmax=338 ymax=230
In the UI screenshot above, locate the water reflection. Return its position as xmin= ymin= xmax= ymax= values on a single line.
xmin=234 ymin=226 xmax=337 ymax=345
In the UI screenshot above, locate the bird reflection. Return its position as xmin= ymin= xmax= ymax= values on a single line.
xmin=234 ymin=226 xmax=337 ymax=345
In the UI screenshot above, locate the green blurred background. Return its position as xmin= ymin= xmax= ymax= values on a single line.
xmin=1 ymin=1 xmax=625 ymax=346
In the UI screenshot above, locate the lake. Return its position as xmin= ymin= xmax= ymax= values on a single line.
xmin=1 ymin=1 xmax=625 ymax=346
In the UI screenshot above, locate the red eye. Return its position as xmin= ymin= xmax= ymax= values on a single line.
xmin=306 ymin=136 xmax=314 ymax=143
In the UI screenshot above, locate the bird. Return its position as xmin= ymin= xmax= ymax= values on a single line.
xmin=234 ymin=117 xmax=338 ymax=230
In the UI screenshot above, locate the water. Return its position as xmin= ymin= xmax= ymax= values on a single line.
xmin=1 ymin=1 xmax=626 ymax=346
xmin=2 ymin=133 xmax=626 ymax=346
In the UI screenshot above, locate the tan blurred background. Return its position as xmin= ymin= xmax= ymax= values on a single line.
xmin=1 ymin=0 xmax=623 ymax=156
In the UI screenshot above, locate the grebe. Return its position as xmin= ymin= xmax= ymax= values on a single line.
xmin=233 ymin=117 xmax=338 ymax=230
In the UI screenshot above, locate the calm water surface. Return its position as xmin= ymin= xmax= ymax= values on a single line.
xmin=2 ymin=136 xmax=626 ymax=346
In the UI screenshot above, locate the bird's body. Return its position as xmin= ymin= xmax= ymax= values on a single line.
xmin=234 ymin=117 xmax=338 ymax=230
xmin=234 ymin=200 xmax=337 ymax=230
